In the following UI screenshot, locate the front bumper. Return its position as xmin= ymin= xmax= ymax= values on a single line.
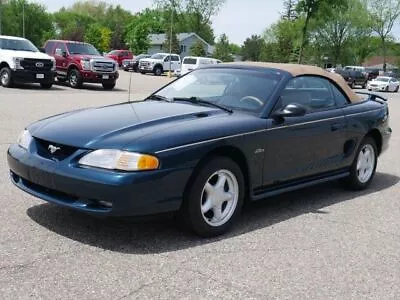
xmin=7 ymin=144 xmax=192 ymax=217
xmin=80 ymin=71 xmax=119 ymax=83
xmin=368 ymin=85 xmax=387 ymax=91
xmin=12 ymin=69 xmax=55 ymax=84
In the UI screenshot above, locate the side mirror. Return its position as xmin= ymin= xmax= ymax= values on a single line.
xmin=39 ymin=47 xmax=46 ymax=53
xmin=271 ymin=103 xmax=307 ymax=120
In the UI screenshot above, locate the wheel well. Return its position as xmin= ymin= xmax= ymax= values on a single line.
xmin=189 ymin=146 xmax=251 ymax=200
xmin=67 ymin=65 xmax=79 ymax=74
xmin=366 ymin=129 xmax=382 ymax=155
xmin=153 ymin=64 xmax=163 ymax=71
xmin=0 ymin=62 xmax=10 ymax=69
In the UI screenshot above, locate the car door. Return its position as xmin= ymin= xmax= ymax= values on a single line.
xmin=262 ymin=76 xmax=348 ymax=186
xmin=171 ymin=55 xmax=181 ymax=71
xmin=54 ymin=42 xmax=68 ymax=78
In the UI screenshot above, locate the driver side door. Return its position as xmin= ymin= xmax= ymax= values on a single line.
xmin=262 ymin=76 xmax=348 ymax=186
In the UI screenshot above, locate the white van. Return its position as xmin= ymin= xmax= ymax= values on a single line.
xmin=178 ymin=56 xmax=221 ymax=76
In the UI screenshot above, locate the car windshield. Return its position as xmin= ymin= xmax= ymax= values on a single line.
xmin=108 ymin=50 xmax=120 ymax=55
xmin=151 ymin=54 xmax=167 ymax=59
xmin=67 ymin=43 xmax=100 ymax=55
xmin=376 ymin=77 xmax=389 ymax=82
xmin=136 ymin=54 xmax=148 ymax=59
xmin=0 ymin=38 xmax=38 ymax=52
xmin=154 ymin=68 xmax=282 ymax=112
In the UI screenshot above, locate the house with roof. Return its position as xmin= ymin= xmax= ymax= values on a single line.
xmin=148 ymin=32 xmax=214 ymax=58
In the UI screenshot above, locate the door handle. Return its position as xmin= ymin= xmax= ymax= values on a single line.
xmin=331 ymin=123 xmax=346 ymax=131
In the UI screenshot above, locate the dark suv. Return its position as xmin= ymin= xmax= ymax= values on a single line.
xmin=43 ymin=40 xmax=119 ymax=90
xmin=334 ymin=69 xmax=368 ymax=89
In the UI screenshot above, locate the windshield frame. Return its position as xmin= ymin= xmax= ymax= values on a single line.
xmin=66 ymin=42 xmax=101 ymax=56
xmin=0 ymin=38 xmax=39 ymax=52
xmin=375 ymin=77 xmax=390 ymax=82
xmin=151 ymin=67 xmax=284 ymax=115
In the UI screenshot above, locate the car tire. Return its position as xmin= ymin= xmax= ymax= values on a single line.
xmin=395 ymin=86 xmax=399 ymax=93
xmin=362 ymin=82 xmax=366 ymax=89
xmin=154 ymin=66 xmax=163 ymax=76
xmin=40 ymin=83 xmax=53 ymax=89
xmin=68 ymin=69 xmax=83 ymax=89
xmin=351 ymin=81 xmax=356 ymax=89
xmin=0 ymin=67 xmax=13 ymax=88
xmin=342 ymin=137 xmax=377 ymax=190
xmin=179 ymin=156 xmax=245 ymax=237
xmin=102 ymin=82 xmax=116 ymax=90
xmin=385 ymin=86 xmax=389 ymax=92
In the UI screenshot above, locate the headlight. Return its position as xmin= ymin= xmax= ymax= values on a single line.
xmin=17 ymin=130 xmax=32 ymax=150
xmin=80 ymin=59 xmax=91 ymax=71
xmin=13 ymin=57 xmax=24 ymax=70
xmin=51 ymin=58 xmax=56 ymax=71
xmin=79 ymin=149 xmax=159 ymax=171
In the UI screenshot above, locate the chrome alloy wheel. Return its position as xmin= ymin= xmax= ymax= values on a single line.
xmin=200 ymin=169 xmax=239 ymax=227
xmin=356 ymin=144 xmax=375 ymax=183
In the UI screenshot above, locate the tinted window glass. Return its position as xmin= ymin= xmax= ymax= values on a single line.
xmin=66 ymin=43 xmax=100 ymax=55
xmin=331 ymin=84 xmax=349 ymax=106
xmin=172 ymin=55 xmax=180 ymax=61
xmin=183 ymin=58 xmax=197 ymax=64
xmin=0 ymin=38 xmax=38 ymax=52
xmin=279 ymin=76 xmax=336 ymax=112
xmin=44 ymin=41 xmax=55 ymax=54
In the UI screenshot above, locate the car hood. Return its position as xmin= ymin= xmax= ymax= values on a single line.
xmin=2 ymin=50 xmax=53 ymax=60
xmin=27 ymin=101 xmax=231 ymax=150
xmin=140 ymin=58 xmax=161 ymax=63
xmin=370 ymin=81 xmax=388 ymax=85
xmin=72 ymin=54 xmax=113 ymax=61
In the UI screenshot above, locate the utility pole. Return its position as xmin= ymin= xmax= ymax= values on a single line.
xmin=168 ymin=2 xmax=174 ymax=78
xmin=0 ymin=0 xmax=3 ymax=35
xmin=22 ymin=1 xmax=25 ymax=37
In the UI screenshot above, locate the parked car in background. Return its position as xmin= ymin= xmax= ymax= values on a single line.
xmin=139 ymin=53 xmax=181 ymax=76
xmin=122 ymin=54 xmax=151 ymax=72
xmin=176 ymin=56 xmax=222 ymax=77
xmin=0 ymin=35 xmax=55 ymax=89
xmin=334 ymin=69 xmax=368 ymax=89
xmin=106 ymin=50 xmax=133 ymax=67
xmin=43 ymin=40 xmax=119 ymax=90
xmin=365 ymin=68 xmax=379 ymax=81
xmin=343 ymin=65 xmax=366 ymax=73
xmin=367 ymin=76 xmax=399 ymax=92
xmin=7 ymin=62 xmax=391 ymax=237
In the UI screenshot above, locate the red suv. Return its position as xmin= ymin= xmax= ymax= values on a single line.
xmin=43 ymin=40 xmax=119 ymax=90
xmin=106 ymin=50 xmax=133 ymax=67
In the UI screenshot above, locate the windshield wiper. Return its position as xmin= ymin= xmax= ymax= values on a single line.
xmin=146 ymin=94 xmax=171 ymax=102
xmin=173 ymin=97 xmax=233 ymax=113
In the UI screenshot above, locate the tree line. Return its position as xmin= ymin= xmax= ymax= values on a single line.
xmin=1 ymin=0 xmax=400 ymax=68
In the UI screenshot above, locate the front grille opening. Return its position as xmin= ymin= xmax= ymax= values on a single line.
xmin=34 ymin=138 xmax=78 ymax=161
xmin=17 ymin=176 xmax=112 ymax=211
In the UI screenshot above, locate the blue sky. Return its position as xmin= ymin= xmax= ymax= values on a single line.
xmin=37 ymin=0 xmax=285 ymax=45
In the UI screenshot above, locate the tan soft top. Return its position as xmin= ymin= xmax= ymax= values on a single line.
xmin=226 ymin=61 xmax=362 ymax=103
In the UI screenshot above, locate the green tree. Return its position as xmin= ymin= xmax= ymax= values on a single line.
xmin=366 ymin=0 xmax=400 ymax=71
xmin=126 ymin=22 xmax=151 ymax=54
xmin=84 ymin=23 xmax=111 ymax=53
xmin=296 ymin=0 xmax=347 ymax=63
xmin=213 ymin=33 xmax=233 ymax=62
xmin=282 ymin=0 xmax=298 ymax=20
xmin=313 ymin=0 xmax=371 ymax=66
xmin=242 ymin=35 xmax=266 ymax=61
xmin=229 ymin=43 xmax=241 ymax=55
xmin=53 ymin=9 xmax=95 ymax=41
xmin=190 ymin=40 xmax=206 ymax=56
xmin=1 ymin=0 xmax=54 ymax=46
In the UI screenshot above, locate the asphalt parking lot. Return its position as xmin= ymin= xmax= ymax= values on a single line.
xmin=1 ymin=72 xmax=399 ymax=299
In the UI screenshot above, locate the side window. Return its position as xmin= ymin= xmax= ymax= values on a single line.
xmin=331 ymin=84 xmax=350 ymax=106
xmin=172 ymin=55 xmax=180 ymax=62
xmin=55 ymin=42 xmax=67 ymax=55
xmin=164 ymin=55 xmax=170 ymax=62
xmin=278 ymin=76 xmax=336 ymax=112
xmin=44 ymin=41 xmax=55 ymax=54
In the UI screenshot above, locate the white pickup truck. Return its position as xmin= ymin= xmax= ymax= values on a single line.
xmin=0 ymin=35 xmax=56 ymax=88
xmin=139 ymin=53 xmax=181 ymax=76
